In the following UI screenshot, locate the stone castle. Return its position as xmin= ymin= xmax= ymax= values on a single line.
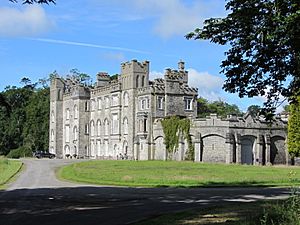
xmin=49 ymin=60 xmax=288 ymax=165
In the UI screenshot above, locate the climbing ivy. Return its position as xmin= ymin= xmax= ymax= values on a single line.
xmin=161 ymin=116 xmax=194 ymax=160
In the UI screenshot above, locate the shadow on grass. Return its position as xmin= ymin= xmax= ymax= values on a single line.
xmin=0 ymin=186 xmax=290 ymax=225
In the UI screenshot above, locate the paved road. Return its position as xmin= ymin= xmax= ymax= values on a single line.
xmin=0 ymin=159 xmax=290 ymax=225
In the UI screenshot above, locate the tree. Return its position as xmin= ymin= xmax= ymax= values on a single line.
xmin=9 ymin=0 xmax=55 ymax=4
xmin=187 ymin=0 xmax=300 ymax=116
xmin=247 ymin=105 xmax=261 ymax=117
xmin=287 ymin=96 xmax=300 ymax=161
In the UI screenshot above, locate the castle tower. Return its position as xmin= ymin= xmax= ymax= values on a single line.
xmin=120 ymin=59 xmax=149 ymax=90
xmin=49 ymin=78 xmax=65 ymax=158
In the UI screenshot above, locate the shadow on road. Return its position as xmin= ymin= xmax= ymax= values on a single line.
xmin=0 ymin=186 xmax=290 ymax=225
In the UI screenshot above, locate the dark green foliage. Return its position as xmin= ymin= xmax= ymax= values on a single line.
xmin=247 ymin=105 xmax=262 ymax=117
xmin=161 ymin=116 xmax=194 ymax=160
xmin=6 ymin=146 xmax=32 ymax=159
xmin=287 ymin=96 xmax=300 ymax=158
xmin=187 ymin=0 xmax=300 ymax=114
xmin=197 ymin=97 xmax=242 ymax=118
xmin=0 ymin=79 xmax=50 ymax=155
xmin=110 ymin=74 xmax=119 ymax=80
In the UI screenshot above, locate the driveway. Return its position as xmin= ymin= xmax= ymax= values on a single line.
xmin=0 ymin=159 xmax=290 ymax=225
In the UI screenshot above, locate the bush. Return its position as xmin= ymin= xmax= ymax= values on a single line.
xmin=6 ymin=146 xmax=32 ymax=159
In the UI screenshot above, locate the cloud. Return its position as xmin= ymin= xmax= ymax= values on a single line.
xmin=0 ymin=5 xmax=54 ymax=37
xmin=188 ymin=68 xmax=224 ymax=100
xmin=150 ymin=68 xmax=224 ymax=101
xmin=29 ymin=38 xmax=150 ymax=54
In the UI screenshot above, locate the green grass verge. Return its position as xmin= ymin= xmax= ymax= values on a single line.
xmin=134 ymin=196 xmax=300 ymax=225
xmin=0 ymin=158 xmax=23 ymax=189
xmin=58 ymin=160 xmax=300 ymax=187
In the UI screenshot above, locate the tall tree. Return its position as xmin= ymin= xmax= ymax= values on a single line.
xmin=247 ymin=105 xmax=261 ymax=117
xmin=287 ymin=96 xmax=300 ymax=161
xmin=187 ymin=0 xmax=300 ymax=116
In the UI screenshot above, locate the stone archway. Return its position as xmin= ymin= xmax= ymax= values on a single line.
xmin=241 ymin=136 xmax=255 ymax=165
xmin=270 ymin=136 xmax=286 ymax=165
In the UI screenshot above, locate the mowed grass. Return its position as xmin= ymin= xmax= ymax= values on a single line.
xmin=0 ymin=158 xmax=22 ymax=189
xmin=59 ymin=160 xmax=300 ymax=187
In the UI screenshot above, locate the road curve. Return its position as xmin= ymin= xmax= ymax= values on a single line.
xmin=0 ymin=159 xmax=291 ymax=225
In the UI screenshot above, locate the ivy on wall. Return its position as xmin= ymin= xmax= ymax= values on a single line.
xmin=161 ymin=116 xmax=194 ymax=160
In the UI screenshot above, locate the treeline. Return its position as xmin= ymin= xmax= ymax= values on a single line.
xmin=0 ymin=78 xmax=50 ymax=157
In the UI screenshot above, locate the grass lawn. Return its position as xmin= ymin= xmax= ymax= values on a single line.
xmin=0 ymin=158 xmax=22 ymax=189
xmin=58 ymin=160 xmax=300 ymax=187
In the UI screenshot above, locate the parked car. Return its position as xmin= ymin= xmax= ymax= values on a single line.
xmin=33 ymin=151 xmax=55 ymax=159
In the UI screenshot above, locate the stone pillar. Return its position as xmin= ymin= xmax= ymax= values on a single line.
xmin=194 ymin=133 xmax=202 ymax=162
xmin=150 ymin=142 xmax=155 ymax=160
xmin=225 ymin=132 xmax=234 ymax=164
xmin=256 ymin=135 xmax=264 ymax=165
xmin=265 ymin=134 xmax=271 ymax=164
xmin=133 ymin=136 xmax=140 ymax=160
xmin=236 ymin=134 xmax=242 ymax=164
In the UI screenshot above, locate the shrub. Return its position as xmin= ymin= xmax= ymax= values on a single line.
xmin=6 ymin=146 xmax=32 ymax=159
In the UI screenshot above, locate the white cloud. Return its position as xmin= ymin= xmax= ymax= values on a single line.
xmin=150 ymin=68 xmax=224 ymax=101
xmin=0 ymin=5 xmax=54 ymax=37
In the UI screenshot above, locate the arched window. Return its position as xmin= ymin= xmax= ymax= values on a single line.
xmin=74 ymin=105 xmax=78 ymax=119
xmin=90 ymin=120 xmax=95 ymax=137
xmin=73 ymin=126 xmax=78 ymax=141
xmin=51 ymin=129 xmax=54 ymax=142
xmin=123 ymin=117 xmax=128 ymax=134
xmin=66 ymin=108 xmax=70 ymax=120
xmin=104 ymin=118 xmax=109 ymax=135
xmin=123 ymin=92 xmax=129 ymax=106
xmin=97 ymin=120 xmax=101 ymax=136
xmin=51 ymin=111 xmax=55 ymax=123
xmin=136 ymin=75 xmax=139 ymax=88
xmin=141 ymin=76 xmax=145 ymax=87
xmin=65 ymin=125 xmax=70 ymax=142
xmin=65 ymin=145 xmax=70 ymax=156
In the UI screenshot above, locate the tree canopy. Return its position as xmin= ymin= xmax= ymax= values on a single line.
xmin=287 ymin=96 xmax=300 ymax=159
xmin=187 ymin=0 xmax=300 ymax=115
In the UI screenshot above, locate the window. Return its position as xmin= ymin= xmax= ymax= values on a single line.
xmin=51 ymin=111 xmax=55 ymax=123
xmin=73 ymin=126 xmax=78 ymax=141
xmin=97 ymin=120 xmax=101 ymax=136
xmin=158 ymin=97 xmax=163 ymax=109
xmin=112 ymin=114 xmax=119 ymax=134
xmin=123 ymin=92 xmax=129 ymax=106
xmin=66 ymin=108 xmax=70 ymax=120
xmin=51 ymin=129 xmax=54 ymax=142
xmin=97 ymin=98 xmax=102 ymax=110
xmin=184 ymin=98 xmax=193 ymax=110
xmin=112 ymin=94 xmax=119 ymax=106
xmin=105 ymin=96 xmax=109 ymax=109
xmin=85 ymin=101 xmax=89 ymax=111
xmin=123 ymin=117 xmax=128 ymax=134
xmin=140 ymin=98 xmax=149 ymax=110
xmin=104 ymin=119 xmax=109 ymax=135
xmin=65 ymin=125 xmax=70 ymax=143
xmin=90 ymin=120 xmax=95 ymax=137
xmin=136 ymin=75 xmax=139 ymax=88
xmin=85 ymin=124 xmax=89 ymax=135
xmin=74 ymin=105 xmax=78 ymax=119
xmin=141 ymin=76 xmax=145 ymax=87
xmin=91 ymin=99 xmax=96 ymax=111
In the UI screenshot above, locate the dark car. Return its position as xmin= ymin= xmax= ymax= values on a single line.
xmin=33 ymin=151 xmax=55 ymax=159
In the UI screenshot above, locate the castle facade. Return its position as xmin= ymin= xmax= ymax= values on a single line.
xmin=49 ymin=60 xmax=288 ymax=165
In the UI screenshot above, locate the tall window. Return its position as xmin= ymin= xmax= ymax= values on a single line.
xmin=74 ymin=105 xmax=78 ymax=119
xmin=105 ymin=96 xmax=109 ymax=109
xmin=51 ymin=129 xmax=54 ymax=142
xmin=123 ymin=117 xmax=128 ymax=134
xmin=90 ymin=120 xmax=95 ymax=137
xmin=65 ymin=125 xmax=70 ymax=143
xmin=158 ymin=97 xmax=163 ymax=109
xmin=112 ymin=94 xmax=119 ymax=106
xmin=91 ymin=99 xmax=96 ymax=111
xmin=136 ymin=75 xmax=139 ymax=88
xmin=184 ymin=98 xmax=193 ymax=110
xmin=51 ymin=111 xmax=55 ymax=123
xmin=85 ymin=124 xmax=89 ymax=134
xmin=141 ymin=76 xmax=145 ymax=87
xmin=66 ymin=108 xmax=70 ymax=120
xmin=104 ymin=119 xmax=109 ymax=135
xmin=112 ymin=114 xmax=119 ymax=134
xmin=97 ymin=98 xmax=102 ymax=110
xmin=85 ymin=101 xmax=89 ymax=111
xmin=123 ymin=92 xmax=129 ymax=106
xmin=97 ymin=120 xmax=101 ymax=136
xmin=73 ymin=126 xmax=78 ymax=141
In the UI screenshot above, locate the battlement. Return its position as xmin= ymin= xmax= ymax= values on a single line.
xmin=121 ymin=59 xmax=149 ymax=74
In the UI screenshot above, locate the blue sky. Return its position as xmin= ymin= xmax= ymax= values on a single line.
xmin=0 ymin=0 xmax=267 ymax=111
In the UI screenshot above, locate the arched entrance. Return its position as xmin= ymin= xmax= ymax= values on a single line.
xmin=241 ymin=136 xmax=255 ymax=165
